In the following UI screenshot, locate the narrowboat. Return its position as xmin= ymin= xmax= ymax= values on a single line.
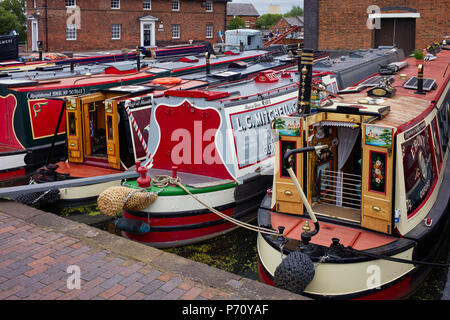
xmin=98 ymin=47 xmax=407 ymax=248
xmin=256 ymin=47 xmax=450 ymax=299
xmin=25 ymin=49 xmax=299 ymax=206
xmin=0 ymin=48 xmax=275 ymax=182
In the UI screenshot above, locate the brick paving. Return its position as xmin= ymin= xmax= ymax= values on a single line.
xmin=0 ymin=201 xmax=307 ymax=301
xmin=0 ymin=211 xmax=227 ymax=300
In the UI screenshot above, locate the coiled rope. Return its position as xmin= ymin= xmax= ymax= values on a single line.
xmin=151 ymin=175 xmax=281 ymax=237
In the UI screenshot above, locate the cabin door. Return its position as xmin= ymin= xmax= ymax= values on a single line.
xmin=66 ymin=98 xmax=84 ymax=163
xmin=79 ymin=93 xmax=108 ymax=162
xmin=374 ymin=18 xmax=416 ymax=55
xmin=104 ymin=100 xmax=121 ymax=169
xmin=274 ymin=116 xmax=304 ymax=216
xmin=361 ymin=124 xmax=395 ymax=234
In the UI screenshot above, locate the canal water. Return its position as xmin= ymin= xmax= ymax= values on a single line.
xmin=44 ymin=203 xmax=449 ymax=300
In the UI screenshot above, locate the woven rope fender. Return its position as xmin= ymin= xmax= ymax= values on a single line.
xmin=274 ymin=251 xmax=315 ymax=294
xmin=97 ymin=186 xmax=157 ymax=217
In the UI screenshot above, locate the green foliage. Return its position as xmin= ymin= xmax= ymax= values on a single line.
xmin=413 ymin=49 xmax=425 ymax=60
xmin=255 ymin=13 xmax=282 ymax=30
xmin=0 ymin=6 xmax=21 ymax=37
xmin=284 ymin=5 xmax=304 ymax=17
xmin=227 ymin=16 xmax=246 ymax=30
xmin=0 ymin=0 xmax=26 ymax=42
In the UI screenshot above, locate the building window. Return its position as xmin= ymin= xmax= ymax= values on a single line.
xmin=206 ymin=24 xmax=213 ymax=39
xmin=66 ymin=24 xmax=77 ymax=40
xmin=172 ymin=24 xmax=180 ymax=39
xmin=112 ymin=24 xmax=121 ymax=40
xmin=111 ymin=0 xmax=120 ymax=9
xmin=172 ymin=0 xmax=180 ymax=11
xmin=205 ymin=1 xmax=213 ymax=12
xmin=65 ymin=0 xmax=76 ymax=7
xmin=143 ymin=0 xmax=151 ymax=10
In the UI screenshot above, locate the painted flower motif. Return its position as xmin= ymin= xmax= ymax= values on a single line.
xmin=372 ymin=157 xmax=385 ymax=187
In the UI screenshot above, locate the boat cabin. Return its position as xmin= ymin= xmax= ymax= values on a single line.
xmin=272 ymin=50 xmax=449 ymax=237
xmin=62 ymin=79 xmax=208 ymax=174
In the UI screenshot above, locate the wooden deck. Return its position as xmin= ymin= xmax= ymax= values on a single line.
xmin=270 ymin=212 xmax=396 ymax=251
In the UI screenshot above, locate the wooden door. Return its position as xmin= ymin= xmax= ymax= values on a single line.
xmin=80 ymin=93 xmax=106 ymax=157
xmin=361 ymin=124 xmax=395 ymax=234
xmin=274 ymin=116 xmax=304 ymax=215
xmin=104 ymin=100 xmax=120 ymax=169
xmin=374 ymin=18 xmax=415 ymax=56
xmin=65 ymin=97 xmax=84 ymax=163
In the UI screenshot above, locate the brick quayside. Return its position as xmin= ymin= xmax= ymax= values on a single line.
xmin=0 ymin=212 xmax=228 ymax=300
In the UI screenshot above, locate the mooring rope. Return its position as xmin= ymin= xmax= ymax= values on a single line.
xmin=151 ymin=175 xmax=281 ymax=237
xmin=344 ymin=246 xmax=450 ymax=268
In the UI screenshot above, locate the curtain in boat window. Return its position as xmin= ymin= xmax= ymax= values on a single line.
xmin=337 ymin=127 xmax=360 ymax=207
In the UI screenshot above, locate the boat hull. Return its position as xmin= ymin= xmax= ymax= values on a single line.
xmin=121 ymin=175 xmax=272 ymax=248
xmin=256 ymin=151 xmax=450 ymax=299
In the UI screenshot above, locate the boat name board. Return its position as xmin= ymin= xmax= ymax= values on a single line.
xmin=229 ymin=97 xmax=297 ymax=169
xmin=27 ymin=88 xmax=86 ymax=100
xmin=234 ymin=100 xmax=296 ymax=132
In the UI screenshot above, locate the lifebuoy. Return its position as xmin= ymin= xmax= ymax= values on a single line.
xmin=152 ymin=77 xmax=183 ymax=85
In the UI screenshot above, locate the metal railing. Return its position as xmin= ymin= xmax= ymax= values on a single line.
xmin=317 ymin=169 xmax=362 ymax=210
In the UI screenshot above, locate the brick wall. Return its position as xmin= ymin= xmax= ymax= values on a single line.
xmin=26 ymin=0 xmax=228 ymax=52
xmin=226 ymin=15 xmax=258 ymax=29
xmin=317 ymin=0 xmax=449 ymax=51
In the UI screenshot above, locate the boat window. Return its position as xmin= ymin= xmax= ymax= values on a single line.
xmin=68 ymin=112 xmax=76 ymax=136
xmin=431 ymin=118 xmax=443 ymax=171
xmin=107 ymin=115 xmax=113 ymax=140
xmin=280 ymin=141 xmax=297 ymax=177
xmin=402 ymin=124 xmax=436 ymax=217
xmin=437 ymin=103 xmax=449 ymax=152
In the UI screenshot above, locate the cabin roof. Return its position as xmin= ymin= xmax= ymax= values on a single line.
xmin=227 ymin=3 xmax=259 ymax=16
xmin=335 ymin=50 xmax=449 ymax=130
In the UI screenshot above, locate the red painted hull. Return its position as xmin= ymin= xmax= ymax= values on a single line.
xmin=0 ymin=168 xmax=25 ymax=181
xmin=257 ymin=257 xmax=414 ymax=300
xmin=122 ymin=207 xmax=250 ymax=247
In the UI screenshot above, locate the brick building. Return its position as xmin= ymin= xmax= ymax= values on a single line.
xmin=226 ymin=2 xmax=259 ymax=29
xmin=26 ymin=0 xmax=230 ymax=52
xmin=304 ymin=0 xmax=449 ymax=55
xmin=270 ymin=16 xmax=304 ymax=45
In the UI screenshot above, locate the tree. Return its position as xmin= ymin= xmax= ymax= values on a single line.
xmin=284 ymin=5 xmax=304 ymax=17
xmin=0 ymin=0 xmax=26 ymax=42
xmin=255 ymin=13 xmax=282 ymax=30
xmin=227 ymin=16 xmax=246 ymax=30
xmin=0 ymin=6 xmax=21 ymax=37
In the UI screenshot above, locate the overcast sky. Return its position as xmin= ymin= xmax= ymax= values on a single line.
xmin=230 ymin=0 xmax=304 ymax=15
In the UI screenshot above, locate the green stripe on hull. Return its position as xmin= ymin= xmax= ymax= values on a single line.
xmin=123 ymin=179 xmax=237 ymax=196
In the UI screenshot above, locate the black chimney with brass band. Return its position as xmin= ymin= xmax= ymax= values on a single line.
xmin=415 ymin=64 xmax=425 ymax=95
xmin=136 ymin=46 xmax=141 ymax=72
xmin=206 ymin=51 xmax=211 ymax=74
xmin=297 ymin=48 xmax=314 ymax=115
